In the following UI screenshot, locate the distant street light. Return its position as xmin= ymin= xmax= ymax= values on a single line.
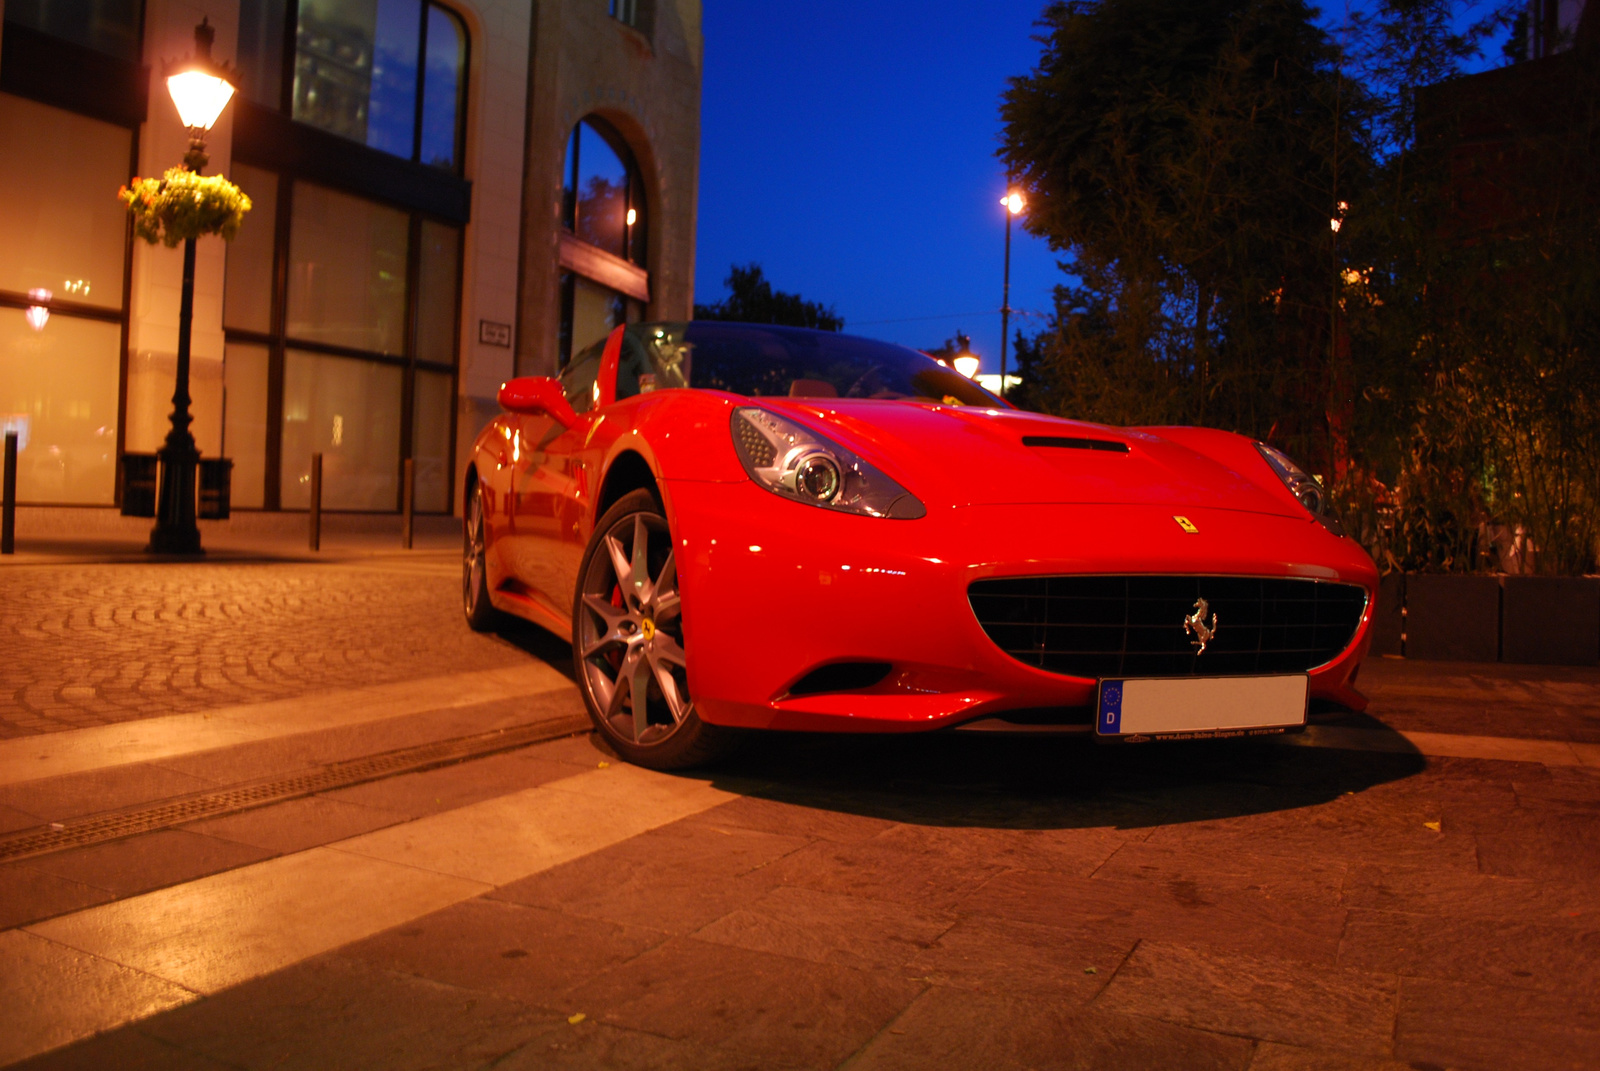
xmin=953 ymin=353 xmax=981 ymax=379
xmin=25 ymin=288 xmax=51 ymax=332
xmin=148 ymin=19 xmax=236 ymax=555
xmin=998 ymin=187 xmax=1025 ymax=400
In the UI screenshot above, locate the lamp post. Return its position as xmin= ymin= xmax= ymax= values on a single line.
xmin=147 ymin=19 xmax=236 ymax=555
xmin=998 ymin=188 xmax=1025 ymax=400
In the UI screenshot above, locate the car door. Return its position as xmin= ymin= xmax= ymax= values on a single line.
xmin=505 ymin=333 xmax=613 ymax=627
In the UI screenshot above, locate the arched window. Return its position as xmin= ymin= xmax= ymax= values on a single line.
xmin=238 ymin=0 xmax=469 ymax=173
xmin=562 ymin=117 xmax=647 ymax=267
xmin=609 ymin=0 xmax=655 ymax=38
xmin=558 ymin=116 xmax=649 ymax=365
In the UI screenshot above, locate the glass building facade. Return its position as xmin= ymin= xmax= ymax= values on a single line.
xmin=0 ymin=0 xmax=469 ymax=513
xmin=0 ymin=0 xmax=698 ymax=517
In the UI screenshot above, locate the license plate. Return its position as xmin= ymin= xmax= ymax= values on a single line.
xmin=1095 ymin=675 xmax=1307 ymax=739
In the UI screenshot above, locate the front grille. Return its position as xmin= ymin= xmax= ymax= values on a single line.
xmin=968 ymin=575 xmax=1367 ymax=679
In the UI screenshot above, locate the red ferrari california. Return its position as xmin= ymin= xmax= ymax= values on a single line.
xmin=464 ymin=321 xmax=1378 ymax=769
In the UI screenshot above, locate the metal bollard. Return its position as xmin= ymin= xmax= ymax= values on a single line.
xmin=401 ymin=457 xmax=414 ymax=550
xmin=309 ymin=452 xmax=322 ymax=552
xmin=2 ymin=431 xmax=16 ymax=555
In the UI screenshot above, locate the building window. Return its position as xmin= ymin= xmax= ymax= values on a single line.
xmin=0 ymin=92 xmax=132 ymax=505
xmin=558 ymin=116 xmax=649 ymax=364
xmin=3 ymin=0 xmax=143 ymax=61
xmin=223 ymin=164 xmax=462 ymax=512
xmin=237 ymin=0 xmax=468 ymax=172
xmin=609 ymin=0 xmax=654 ymax=36
xmin=562 ymin=117 xmax=647 ymax=266
xmin=558 ymin=272 xmax=643 ymax=367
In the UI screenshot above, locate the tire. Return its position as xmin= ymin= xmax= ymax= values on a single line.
xmin=572 ymin=488 xmax=731 ymax=770
xmin=463 ymin=478 xmax=501 ymax=632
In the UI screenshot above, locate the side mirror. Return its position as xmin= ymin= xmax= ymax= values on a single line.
xmin=497 ymin=376 xmax=578 ymax=428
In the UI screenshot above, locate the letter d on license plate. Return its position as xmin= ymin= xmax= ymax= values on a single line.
xmin=1096 ymin=675 xmax=1307 ymax=738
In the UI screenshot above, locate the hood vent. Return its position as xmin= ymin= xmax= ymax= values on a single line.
xmin=1022 ymin=435 xmax=1129 ymax=453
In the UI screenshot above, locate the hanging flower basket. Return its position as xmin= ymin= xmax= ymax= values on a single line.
xmin=119 ymin=167 xmax=252 ymax=247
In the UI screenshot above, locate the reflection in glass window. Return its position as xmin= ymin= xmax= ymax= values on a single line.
xmin=411 ymin=368 xmax=453 ymax=511
xmin=560 ymin=338 xmax=605 ymax=415
xmin=558 ymin=272 xmax=643 ymax=368
xmin=281 ymin=349 xmax=403 ymax=509
xmin=286 ymin=182 xmax=411 ymax=355
xmin=562 ymin=117 xmax=646 ymax=266
xmin=223 ymin=164 xmax=279 ymax=334
xmin=415 ymin=220 xmax=462 ymax=364
xmin=420 ymin=6 xmax=466 ymax=170
xmin=0 ymin=310 xmax=122 ymax=504
xmin=0 ymin=93 xmax=130 ymax=310
xmin=288 ymin=0 xmax=466 ymax=171
xmin=609 ymin=0 xmax=654 ymax=36
xmin=224 ymin=343 xmax=272 ymax=510
xmin=5 ymin=0 xmax=143 ymax=61
xmin=366 ymin=0 xmax=423 ymax=159
xmin=236 ymin=0 xmax=288 ymax=108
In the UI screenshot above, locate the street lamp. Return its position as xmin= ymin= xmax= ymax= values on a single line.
xmin=147 ymin=19 xmax=235 ymax=555
xmin=953 ymin=353 xmax=981 ymax=379
xmin=998 ymin=187 xmax=1025 ymax=400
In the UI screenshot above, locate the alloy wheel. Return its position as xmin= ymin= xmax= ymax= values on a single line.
xmin=575 ymin=508 xmax=690 ymax=745
xmin=463 ymin=484 xmax=488 ymax=622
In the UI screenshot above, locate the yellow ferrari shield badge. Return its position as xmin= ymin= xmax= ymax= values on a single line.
xmin=1173 ymin=515 xmax=1199 ymax=534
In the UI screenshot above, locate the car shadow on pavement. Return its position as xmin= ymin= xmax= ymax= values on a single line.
xmin=490 ymin=620 xmax=578 ymax=681
xmin=706 ymin=723 xmax=1427 ymax=831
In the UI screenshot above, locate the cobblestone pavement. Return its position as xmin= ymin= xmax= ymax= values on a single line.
xmin=0 ymin=556 xmax=557 ymax=738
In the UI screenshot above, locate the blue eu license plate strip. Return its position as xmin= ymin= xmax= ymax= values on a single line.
xmin=1097 ymin=681 xmax=1126 ymax=735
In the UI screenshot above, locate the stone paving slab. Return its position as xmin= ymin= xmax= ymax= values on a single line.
xmin=1394 ymin=976 xmax=1600 ymax=1071
xmin=850 ymin=986 xmax=1255 ymax=1071
xmin=1097 ymin=941 xmax=1399 ymax=1056
xmin=562 ymin=934 xmax=925 ymax=1070
xmin=6 ymin=721 xmax=1600 ymax=1070
xmin=692 ymin=884 xmax=955 ymax=972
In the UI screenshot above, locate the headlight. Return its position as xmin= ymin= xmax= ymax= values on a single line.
xmin=1255 ymin=443 xmax=1324 ymax=515
xmin=731 ymin=407 xmax=925 ymax=519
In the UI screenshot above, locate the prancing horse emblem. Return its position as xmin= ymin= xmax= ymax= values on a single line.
xmin=1184 ymin=598 xmax=1218 ymax=654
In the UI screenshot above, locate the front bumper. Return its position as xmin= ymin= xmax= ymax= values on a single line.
xmin=664 ymin=479 xmax=1377 ymax=733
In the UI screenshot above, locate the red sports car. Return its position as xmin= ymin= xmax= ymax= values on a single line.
xmin=464 ymin=321 xmax=1377 ymax=769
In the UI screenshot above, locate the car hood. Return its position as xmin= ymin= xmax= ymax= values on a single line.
xmin=756 ymin=398 xmax=1300 ymax=517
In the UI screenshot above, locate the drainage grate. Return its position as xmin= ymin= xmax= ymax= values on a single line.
xmin=0 ymin=714 xmax=594 ymax=863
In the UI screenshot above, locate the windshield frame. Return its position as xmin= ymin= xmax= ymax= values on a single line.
xmin=617 ymin=321 xmax=1008 ymax=408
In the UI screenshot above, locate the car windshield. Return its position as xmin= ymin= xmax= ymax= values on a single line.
xmin=617 ymin=321 xmax=1004 ymax=407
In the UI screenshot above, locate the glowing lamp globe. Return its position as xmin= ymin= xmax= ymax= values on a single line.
xmin=953 ymin=354 xmax=981 ymax=379
xmin=167 ymin=69 xmax=235 ymax=132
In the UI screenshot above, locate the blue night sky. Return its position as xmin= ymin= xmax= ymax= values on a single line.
xmin=692 ymin=2 xmax=1511 ymax=373
xmin=694 ymin=2 xmax=1062 ymax=373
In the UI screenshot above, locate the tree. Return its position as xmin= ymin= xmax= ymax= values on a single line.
xmin=694 ymin=263 xmax=844 ymax=330
xmin=1003 ymin=0 xmax=1600 ymax=574
xmin=999 ymin=0 xmax=1366 ymax=470
xmin=922 ymin=331 xmax=973 ymax=360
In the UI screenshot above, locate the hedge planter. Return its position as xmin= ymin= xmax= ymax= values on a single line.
xmin=1369 ymin=573 xmax=1405 ymax=657
xmin=1404 ymin=574 xmax=1502 ymax=662
xmin=1500 ymin=576 xmax=1600 ymax=666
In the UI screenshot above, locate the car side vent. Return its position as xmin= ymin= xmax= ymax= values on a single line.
xmin=786 ymin=661 xmax=892 ymax=697
xmin=1022 ymin=436 xmax=1129 ymax=453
